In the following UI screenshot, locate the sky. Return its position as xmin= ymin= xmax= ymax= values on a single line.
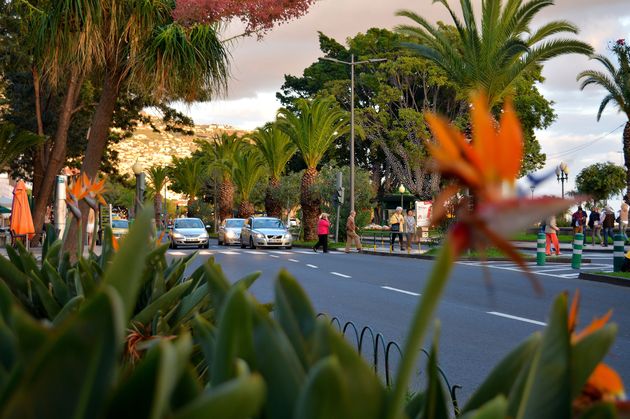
xmin=171 ymin=0 xmax=630 ymax=207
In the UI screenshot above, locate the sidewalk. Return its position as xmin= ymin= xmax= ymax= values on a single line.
xmin=0 ymin=245 xmax=102 ymax=260
xmin=511 ymin=240 xmax=618 ymax=253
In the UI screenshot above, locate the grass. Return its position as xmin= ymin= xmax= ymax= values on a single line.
xmin=424 ymin=247 xmax=524 ymax=259
xmin=593 ymin=271 xmax=630 ymax=279
xmin=511 ymin=232 xmax=619 ymax=245
xmin=292 ymin=240 xmax=346 ymax=250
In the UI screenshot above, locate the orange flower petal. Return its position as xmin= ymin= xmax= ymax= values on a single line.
xmin=587 ymin=363 xmax=626 ymax=400
xmin=497 ymin=98 xmax=523 ymax=181
xmin=574 ymin=310 xmax=613 ymax=342
xmin=568 ymin=290 xmax=580 ymax=334
xmin=426 ymin=113 xmax=462 ymax=160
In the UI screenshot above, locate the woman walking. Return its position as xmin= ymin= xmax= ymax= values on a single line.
xmin=544 ymin=214 xmax=561 ymax=256
xmin=602 ymin=206 xmax=615 ymax=247
xmin=404 ymin=209 xmax=416 ymax=251
xmin=313 ymin=213 xmax=330 ymax=253
xmin=588 ymin=207 xmax=602 ymax=246
xmin=389 ymin=207 xmax=405 ymax=251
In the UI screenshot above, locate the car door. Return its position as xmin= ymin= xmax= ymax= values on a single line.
xmin=241 ymin=218 xmax=251 ymax=243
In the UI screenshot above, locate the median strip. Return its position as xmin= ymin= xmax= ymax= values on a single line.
xmin=381 ymin=286 xmax=420 ymax=296
xmin=487 ymin=311 xmax=547 ymax=326
xmin=330 ymin=272 xmax=351 ymax=278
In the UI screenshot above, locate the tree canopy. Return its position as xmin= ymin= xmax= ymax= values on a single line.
xmin=575 ymin=162 xmax=626 ymax=203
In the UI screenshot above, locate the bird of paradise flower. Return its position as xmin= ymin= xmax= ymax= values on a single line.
xmin=66 ymin=173 xmax=108 ymax=256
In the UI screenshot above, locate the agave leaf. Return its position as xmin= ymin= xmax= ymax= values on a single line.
xmin=170 ymin=365 xmax=204 ymax=411
xmin=459 ymin=395 xmax=508 ymax=419
xmin=570 ymin=324 xmax=617 ymax=399
xmin=27 ymin=271 xmax=61 ymax=318
xmin=174 ymin=283 xmax=210 ymax=325
xmin=275 ymin=270 xmax=317 ymax=369
xmin=294 ymin=356 xmax=349 ymax=419
xmin=234 ymin=271 xmax=261 ymax=290
xmin=43 ymin=240 xmax=62 ymax=268
xmin=419 ymin=325 xmax=451 ymax=419
xmin=52 ymin=295 xmax=85 ymax=326
xmin=514 ymin=294 xmax=571 ymax=419
xmin=5 ymin=245 xmax=24 ymax=273
xmin=0 ymin=252 xmax=30 ymax=296
xmin=0 ymin=315 xmax=16 ymax=373
xmin=192 ymin=314 xmax=216 ymax=372
xmin=405 ymin=392 xmax=426 ymax=419
xmin=43 ymin=261 xmax=71 ymax=305
xmin=172 ymin=373 xmax=266 ymax=419
xmin=133 ymin=281 xmax=192 ymax=326
xmin=204 ymin=261 xmax=231 ymax=315
xmin=0 ymin=277 xmax=14 ymax=320
xmin=463 ymin=333 xmax=541 ymax=413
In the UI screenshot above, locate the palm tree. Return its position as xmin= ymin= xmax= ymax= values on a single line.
xmin=396 ymin=0 xmax=593 ymax=107
xmin=250 ymin=123 xmax=296 ymax=218
xmin=232 ymin=146 xmax=266 ymax=218
xmin=199 ymin=133 xmax=243 ymax=221
xmin=577 ymin=40 xmax=630 ymax=200
xmin=168 ymin=157 xmax=205 ymax=217
xmin=277 ymin=97 xmax=350 ymax=240
xmin=147 ymin=165 xmax=169 ymax=229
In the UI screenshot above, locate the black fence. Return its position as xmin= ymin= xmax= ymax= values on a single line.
xmin=317 ymin=313 xmax=461 ymax=413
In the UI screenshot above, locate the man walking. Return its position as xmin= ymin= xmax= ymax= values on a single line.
xmin=344 ymin=210 xmax=362 ymax=253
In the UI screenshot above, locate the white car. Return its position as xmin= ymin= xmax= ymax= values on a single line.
xmin=240 ymin=217 xmax=292 ymax=249
xmin=169 ymin=218 xmax=210 ymax=249
xmin=218 ymin=218 xmax=245 ymax=245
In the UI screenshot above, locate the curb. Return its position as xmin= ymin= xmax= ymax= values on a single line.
xmin=357 ymin=250 xmax=590 ymax=264
xmin=578 ymin=272 xmax=630 ymax=287
xmin=513 ymin=244 xmax=615 ymax=254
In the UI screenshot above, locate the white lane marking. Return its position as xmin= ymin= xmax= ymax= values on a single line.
xmin=487 ymin=311 xmax=547 ymax=326
xmin=560 ymin=273 xmax=580 ymax=278
xmin=170 ymin=251 xmax=186 ymax=256
xmin=269 ymin=255 xmax=280 ymax=258
xmin=199 ymin=251 xmax=213 ymax=255
xmin=306 ymin=264 xmax=318 ymax=269
xmin=296 ymin=250 xmax=316 ymax=254
xmin=288 ymin=258 xmax=300 ymax=263
xmin=219 ymin=251 xmax=240 ymax=255
xmin=247 ymin=250 xmax=266 ymax=255
xmin=381 ymin=286 xmax=420 ymax=296
xmin=331 ymin=272 xmax=351 ymax=278
xmin=271 ymin=251 xmax=293 ymax=254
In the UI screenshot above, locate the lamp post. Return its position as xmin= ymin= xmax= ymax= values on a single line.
xmin=555 ymin=162 xmax=569 ymax=199
xmin=320 ymin=55 xmax=387 ymax=213
xmin=132 ymin=160 xmax=145 ymax=219
xmin=530 ymin=185 xmax=535 ymax=199
xmin=398 ymin=184 xmax=406 ymax=208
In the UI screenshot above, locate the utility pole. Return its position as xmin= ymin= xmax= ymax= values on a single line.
xmin=334 ymin=172 xmax=344 ymax=243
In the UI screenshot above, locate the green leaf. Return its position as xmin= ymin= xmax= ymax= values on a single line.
xmin=570 ymin=324 xmax=616 ymax=399
xmin=204 ymin=261 xmax=231 ymax=316
xmin=5 ymin=245 xmax=24 ymax=273
xmin=459 ymin=396 xmax=508 ymax=419
xmin=515 ymin=294 xmax=571 ymax=419
xmin=133 ymin=281 xmax=192 ymax=326
xmin=174 ymin=283 xmax=210 ymax=326
xmin=578 ymin=402 xmax=617 ymax=419
xmin=52 ymin=296 xmax=84 ymax=326
xmin=420 ymin=325 xmax=451 ymax=419
xmin=43 ymin=261 xmax=71 ymax=305
xmin=463 ymin=333 xmax=541 ymax=413
xmin=101 ymin=209 xmax=152 ymax=321
xmin=275 ymin=269 xmax=317 ymax=368
xmin=0 ymin=278 xmax=14 ymax=320
xmin=173 ymin=373 xmax=266 ymax=419
xmin=0 ymin=253 xmax=30 ymax=296
xmin=294 ymin=356 xmax=349 ymax=419
xmin=234 ymin=271 xmax=261 ymax=290
xmin=28 ymin=270 xmax=61 ymax=318
xmin=192 ymin=314 xmax=216 ymax=373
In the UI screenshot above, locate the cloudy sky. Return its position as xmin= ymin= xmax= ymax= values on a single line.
xmin=173 ymin=0 xmax=630 ymax=204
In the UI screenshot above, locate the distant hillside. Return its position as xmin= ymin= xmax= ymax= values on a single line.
xmin=112 ymin=115 xmax=249 ymax=176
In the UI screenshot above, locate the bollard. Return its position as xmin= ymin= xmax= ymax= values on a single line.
xmin=536 ymin=233 xmax=546 ymax=266
xmin=613 ymin=234 xmax=625 ymax=272
xmin=373 ymin=232 xmax=376 ymax=251
xmin=571 ymin=233 xmax=583 ymax=269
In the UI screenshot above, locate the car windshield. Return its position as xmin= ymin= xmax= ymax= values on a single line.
xmin=252 ymin=219 xmax=285 ymax=229
xmin=174 ymin=219 xmax=204 ymax=229
xmin=112 ymin=220 xmax=128 ymax=229
xmin=225 ymin=219 xmax=245 ymax=228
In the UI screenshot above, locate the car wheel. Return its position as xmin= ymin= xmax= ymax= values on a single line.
xmin=249 ymin=238 xmax=256 ymax=249
xmin=218 ymin=238 xmax=223 ymax=245
xmin=240 ymin=239 xmax=246 ymax=249
xmin=204 ymin=242 xmax=210 ymax=249
xmin=286 ymin=246 xmax=292 ymax=250
xmin=171 ymin=241 xmax=177 ymax=250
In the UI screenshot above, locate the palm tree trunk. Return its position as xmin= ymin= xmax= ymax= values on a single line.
xmin=32 ymin=67 xmax=83 ymax=243
xmin=218 ymin=179 xmax=234 ymax=221
xmin=265 ymin=176 xmax=281 ymax=218
xmin=154 ymin=193 xmax=163 ymax=229
xmin=238 ymin=200 xmax=255 ymax=218
xmin=624 ymin=121 xmax=630 ymax=202
xmin=301 ymin=168 xmax=320 ymax=241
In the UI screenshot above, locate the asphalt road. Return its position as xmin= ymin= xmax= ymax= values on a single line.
xmin=167 ymin=243 xmax=630 ymax=403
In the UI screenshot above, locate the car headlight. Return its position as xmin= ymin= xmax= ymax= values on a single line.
xmin=284 ymin=233 xmax=292 ymax=239
xmin=255 ymin=232 xmax=265 ymax=239
xmin=172 ymin=232 xmax=184 ymax=239
xmin=199 ymin=233 xmax=209 ymax=239
xmin=225 ymin=231 xmax=234 ymax=238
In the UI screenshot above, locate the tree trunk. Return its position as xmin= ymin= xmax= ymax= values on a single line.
xmin=624 ymin=121 xmax=630 ymax=203
xmin=265 ymin=176 xmax=281 ymax=218
xmin=301 ymin=167 xmax=320 ymax=241
xmin=65 ymin=68 xmax=121 ymax=254
xmin=32 ymin=67 xmax=83 ymax=243
xmin=154 ymin=193 xmax=163 ymax=229
xmin=187 ymin=198 xmax=195 ymax=216
xmin=238 ymin=200 xmax=255 ymax=218
xmin=218 ymin=179 xmax=234 ymax=221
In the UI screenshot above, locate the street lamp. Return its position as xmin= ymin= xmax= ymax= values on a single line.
xmin=530 ymin=185 xmax=535 ymax=199
xmin=398 ymin=184 xmax=406 ymax=208
xmin=132 ymin=159 xmax=145 ymax=219
xmin=320 ymin=55 xmax=387 ymax=213
xmin=555 ymin=162 xmax=569 ymax=199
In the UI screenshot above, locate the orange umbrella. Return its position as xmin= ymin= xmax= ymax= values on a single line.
xmin=10 ymin=180 xmax=35 ymax=240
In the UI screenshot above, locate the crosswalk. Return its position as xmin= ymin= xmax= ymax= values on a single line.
xmin=456 ymin=260 xmax=613 ymax=279
xmin=167 ymin=247 xmax=342 ymax=257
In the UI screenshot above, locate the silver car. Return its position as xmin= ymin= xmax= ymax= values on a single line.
xmin=169 ymin=218 xmax=210 ymax=249
xmin=218 ymin=218 xmax=245 ymax=245
xmin=240 ymin=217 xmax=292 ymax=249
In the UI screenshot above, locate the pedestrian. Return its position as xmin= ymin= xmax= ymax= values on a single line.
xmin=404 ymin=209 xmax=416 ymax=251
xmin=620 ymin=199 xmax=629 ymax=242
xmin=544 ymin=214 xmax=562 ymax=256
xmin=622 ymin=251 xmax=630 ymax=272
xmin=602 ymin=206 xmax=615 ymax=247
xmin=571 ymin=206 xmax=586 ymax=236
xmin=389 ymin=206 xmax=405 ymax=251
xmin=344 ymin=210 xmax=362 ymax=253
xmin=313 ymin=213 xmax=330 ymax=253
xmin=588 ymin=206 xmax=603 ymax=246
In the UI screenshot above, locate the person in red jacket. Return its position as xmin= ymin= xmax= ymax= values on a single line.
xmin=313 ymin=213 xmax=330 ymax=253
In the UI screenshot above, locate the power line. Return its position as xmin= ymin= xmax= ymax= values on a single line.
xmin=546 ymin=123 xmax=625 ymax=159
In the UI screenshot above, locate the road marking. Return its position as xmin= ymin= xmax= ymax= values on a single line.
xmin=247 ymin=250 xmax=266 ymax=255
xmin=330 ymin=272 xmax=351 ymax=278
xmin=269 ymin=255 xmax=279 ymax=258
xmin=288 ymin=258 xmax=300 ymax=263
xmin=219 ymin=251 xmax=240 ymax=255
xmin=560 ymin=273 xmax=580 ymax=278
xmin=199 ymin=251 xmax=213 ymax=255
xmin=296 ymin=250 xmax=316 ymax=254
xmin=306 ymin=264 xmax=318 ymax=269
xmin=381 ymin=286 xmax=420 ymax=296
xmin=170 ymin=251 xmax=186 ymax=256
xmin=271 ymin=251 xmax=293 ymax=254
xmin=487 ymin=311 xmax=547 ymax=326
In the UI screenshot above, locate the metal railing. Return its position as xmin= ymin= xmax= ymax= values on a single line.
xmin=317 ymin=313 xmax=461 ymax=412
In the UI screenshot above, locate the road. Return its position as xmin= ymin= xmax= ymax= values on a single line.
xmin=167 ymin=243 xmax=630 ymax=403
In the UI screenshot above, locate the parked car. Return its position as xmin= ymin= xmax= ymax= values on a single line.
xmin=240 ymin=217 xmax=292 ymax=249
xmin=111 ymin=219 xmax=129 ymax=239
xmin=169 ymin=217 xmax=210 ymax=249
xmin=218 ymin=218 xmax=245 ymax=246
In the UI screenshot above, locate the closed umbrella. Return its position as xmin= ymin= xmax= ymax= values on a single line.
xmin=10 ymin=180 xmax=35 ymax=243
